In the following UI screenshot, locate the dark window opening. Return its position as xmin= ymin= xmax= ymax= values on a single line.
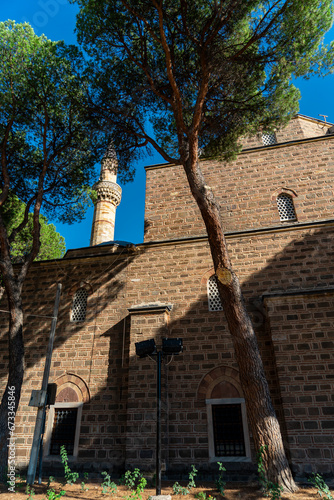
xmin=212 ymin=403 xmax=246 ymax=456
xmin=49 ymin=407 xmax=78 ymax=455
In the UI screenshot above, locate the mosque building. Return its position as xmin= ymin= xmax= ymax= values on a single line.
xmin=0 ymin=114 xmax=333 ymax=479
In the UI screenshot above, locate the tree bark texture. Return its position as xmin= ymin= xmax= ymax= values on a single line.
xmin=0 ymin=284 xmax=24 ymax=481
xmin=0 ymin=217 xmax=26 ymax=480
xmin=0 ymin=180 xmax=40 ymax=481
xmin=184 ymin=157 xmax=297 ymax=492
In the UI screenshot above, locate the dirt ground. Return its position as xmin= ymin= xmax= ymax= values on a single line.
xmin=0 ymin=480 xmax=325 ymax=499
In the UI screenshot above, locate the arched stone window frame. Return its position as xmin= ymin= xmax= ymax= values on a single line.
xmin=271 ymin=187 xmax=298 ymax=223
xmin=198 ymin=366 xmax=251 ymax=463
xmin=44 ymin=374 xmax=90 ymax=458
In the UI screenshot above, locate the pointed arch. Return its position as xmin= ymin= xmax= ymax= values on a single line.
xmin=201 ymin=268 xmax=223 ymax=311
xmin=198 ymin=366 xmax=251 ymax=461
xmin=271 ymin=188 xmax=298 ymax=222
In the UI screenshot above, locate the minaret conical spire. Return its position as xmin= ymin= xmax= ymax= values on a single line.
xmin=90 ymin=143 xmax=122 ymax=246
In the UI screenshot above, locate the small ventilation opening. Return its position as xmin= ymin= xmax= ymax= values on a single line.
xmin=208 ymin=275 xmax=223 ymax=311
xmin=262 ymin=132 xmax=277 ymax=146
xmin=277 ymin=194 xmax=297 ymax=222
xmin=71 ymin=288 xmax=88 ymax=322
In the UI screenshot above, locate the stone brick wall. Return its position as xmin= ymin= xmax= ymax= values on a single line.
xmin=0 ymin=221 xmax=333 ymax=477
xmin=264 ymin=292 xmax=334 ymax=476
xmin=0 ymin=251 xmax=131 ymax=472
xmin=298 ymin=117 xmax=332 ymax=141
xmin=124 ymin=225 xmax=334 ymax=476
xmin=126 ymin=305 xmax=171 ymax=470
xmin=0 ymin=114 xmax=333 ymax=479
xmin=144 ymin=130 xmax=334 ymax=243
xmin=241 ymin=115 xmax=331 ymax=149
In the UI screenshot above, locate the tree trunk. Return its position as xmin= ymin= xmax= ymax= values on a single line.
xmin=217 ymin=272 xmax=297 ymax=491
xmin=0 ymin=284 xmax=25 ymax=482
xmin=183 ymin=157 xmax=297 ymax=492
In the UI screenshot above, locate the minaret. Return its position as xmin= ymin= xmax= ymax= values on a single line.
xmin=90 ymin=144 xmax=122 ymax=246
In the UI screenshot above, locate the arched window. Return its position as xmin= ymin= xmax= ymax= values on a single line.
xmin=71 ymin=288 xmax=88 ymax=322
xmin=207 ymin=275 xmax=223 ymax=311
xmin=45 ymin=385 xmax=83 ymax=457
xmin=206 ymin=380 xmax=251 ymax=461
xmin=262 ymin=132 xmax=277 ymax=146
xmin=277 ymin=193 xmax=297 ymax=222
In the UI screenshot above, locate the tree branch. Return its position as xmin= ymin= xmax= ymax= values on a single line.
xmin=231 ymin=0 xmax=289 ymax=60
xmin=0 ymin=113 xmax=16 ymax=208
xmin=114 ymin=25 xmax=173 ymax=105
xmin=151 ymin=0 xmax=188 ymax=139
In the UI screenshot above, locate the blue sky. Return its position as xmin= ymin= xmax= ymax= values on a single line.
xmin=2 ymin=0 xmax=334 ymax=249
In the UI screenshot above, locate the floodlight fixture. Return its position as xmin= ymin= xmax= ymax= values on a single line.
xmin=162 ymin=337 xmax=183 ymax=355
xmin=135 ymin=339 xmax=156 ymax=358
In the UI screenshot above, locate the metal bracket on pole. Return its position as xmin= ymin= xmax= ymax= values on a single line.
xmin=29 ymin=390 xmax=47 ymax=408
xmin=27 ymin=283 xmax=62 ymax=485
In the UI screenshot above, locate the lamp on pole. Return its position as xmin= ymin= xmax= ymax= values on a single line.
xmin=135 ymin=337 xmax=183 ymax=496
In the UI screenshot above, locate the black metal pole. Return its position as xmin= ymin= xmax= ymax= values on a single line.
xmin=156 ymin=350 xmax=162 ymax=496
xmin=37 ymin=404 xmax=47 ymax=484
xmin=27 ymin=283 xmax=62 ymax=485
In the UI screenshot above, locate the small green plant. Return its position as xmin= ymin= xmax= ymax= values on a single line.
xmin=215 ymin=462 xmax=226 ymax=496
xmin=81 ymin=480 xmax=89 ymax=491
xmin=60 ymin=445 xmax=79 ymax=485
xmin=47 ymin=476 xmax=54 ymax=488
xmin=267 ymin=483 xmax=284 ymax=500
xmin=44 ymin=488 xmax=66 ymax=500
xmin=81 ymin=472 xmax=89 ymax=491
xmin=195 ymin=492 xmax=206 ymax=500
xmin=308 ymin=473 xmax=333 ymax=500
xmin=257 ymin=446 xmax=283 ymax=500
xmin=127 ymin=476 xmax=147 ymax=500
xmin=121 ymin=468 xmax=145 ymax=490
xmin=121 ymin=469 xmax=147 ymax=500
xmin=195 ymin=493 xmax=216 ymax=500
xmin=173 ymin=465 xmax=197 ymax=495
xmin=15 ymin=474 xmax=26 ymax=491
xmin=188 ymin=465 xmax=197 ymax=490
xmin=257 ymin=446 xmax=268 ymax=492
xmin=25 ymin=485 xmax=35 ymax=499
xmin=173 ymin=482 xmax=189 ymax=495
xmin=101 ymin=471 xmax=118 ymax=496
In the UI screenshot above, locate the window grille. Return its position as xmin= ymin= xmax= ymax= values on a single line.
xmin=277 ymin=194 xmax=297 ymax=222
xmin=71 ymin=288 xmax=88 ymax=322
xmin=212 ymin=403 xmax=246 ymax=456
xmin=208 ymin=275 xmax=223 ymax=311
xmin=49 ymin=407 xmax=78 ymax=455
xmin=262 ymin=132 xmax=277 ymax=146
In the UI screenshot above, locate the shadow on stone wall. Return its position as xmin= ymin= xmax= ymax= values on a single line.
xmin=0 ymin=225 xmax=333 ymax=480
